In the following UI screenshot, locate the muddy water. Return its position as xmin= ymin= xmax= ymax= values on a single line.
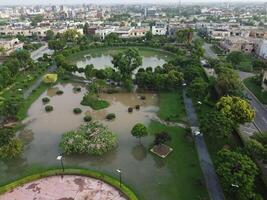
xmin=0 ymin=83 xmax=174 ymax=200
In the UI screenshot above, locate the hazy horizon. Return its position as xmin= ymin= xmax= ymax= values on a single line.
xmin=0 ymin=0 xmax=266 ymax=6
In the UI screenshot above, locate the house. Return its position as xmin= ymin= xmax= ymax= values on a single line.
xmin=152 ymin=22 xmax=167 ymax=36
xmin=0 ymin=38 xmax=23 ymax=56
xmin=209 ymin=28 xmax=230 ymax=40
xmin=129 ymin=27 xmax=149 ymax=38
xmin=95 ymin=27 xmax=115 ymax=39
xmin=114 ymin=27 xmax=134 ymax=38
xmin=219 ymin=37 xmax=254 ymax=53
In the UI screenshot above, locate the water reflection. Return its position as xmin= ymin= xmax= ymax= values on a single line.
xmin=131 ymin=144 xmax=147 ymax=161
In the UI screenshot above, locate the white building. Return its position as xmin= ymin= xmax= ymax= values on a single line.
xmin=152 ymin=22 xmax=167 ymax=36
xmin=95 ymin=27 xmax=115 ymax=39
xmin=255 ymin=40 xmax=267 ymax=59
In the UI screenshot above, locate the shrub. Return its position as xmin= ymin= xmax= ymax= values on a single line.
xmin=106 ymin=113 xmax=116 ymax=120
xmin=140 ymin=96 xmax=146 ymax=100
xmin=42 ymin=97 xmax=50 ymax=104
xmin=59 ymin=121 xmax=117 ymax=155
xmin=45 ymin=105 xmax=53 ymax=112
xmin=128 ymin=107 xmax=133 ymax=113
xmin=84 ymin=115 xmax=92 ymax=122
xmin=135 ymin=105 xmax=140 ymax=110
xmin=73 ymin=108 xmax=82 ymax=114
xmin=73 ymin=87 xmax=81 ymax=93
xmin=81 ymin=93 xmax=109 ymax=110
xmin=42 ymin=73 xmax=58 ymax=83
xmin=56 ymin=90 xmax=64 ymax=95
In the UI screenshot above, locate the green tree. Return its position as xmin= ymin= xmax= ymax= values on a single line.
xmin=245 ymin=139 xmax=267 ymax=163
xmin=131 ymin=123 xmax=148 ymax=142
xmin=45 ymin=30 xmax=55 ymax=41
xmin=83 ymin=22 xmax=89 ymax=35
xmin=104 ymin=32 xmax=121 ymax=43
xmin=63 ymin=29 xmax=81 ymax=42
xmin=145 ymin=31 xmax=153 ymax=41
xmin=226 ymin=51 xmax=244 ymax=67
xmin=216 ymin=149 xmax=259 ymax=200
xmin=176 ymin=28 xmax=193 ymax=44
xmin=48 ymin=39 xmax=66 ymax=50
xmin=200 ymin=110 xmax=234 ymax=138
xmin=112 ymin=48 xmax=142 ymax=79
xmin=30 ymin=14 xmax=43 ymax=26
xmin=188 ymin=77 xmax=209 ymax=99
xmin=216 ymin=68 xmax=243 ymax=96
xmin=84 ymin=64 xmax=95 ymax=79
xmin=154 ymin=132 xmax=171 ymax=146
xmin=216 ymin=96 xmax=255 ymax=125
xmin=183 ymin=65 xmax=203 ymax=83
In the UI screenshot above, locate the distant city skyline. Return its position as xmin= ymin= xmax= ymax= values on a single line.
xmin=0 ymin=0 xmax=266 ymax=5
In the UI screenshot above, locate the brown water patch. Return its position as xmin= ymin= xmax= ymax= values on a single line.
xmin=74 ymin=177 xmax=86 ymax=191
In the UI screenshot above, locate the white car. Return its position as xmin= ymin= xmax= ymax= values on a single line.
xmin=191 ymin=126 xmax=202 ymax=136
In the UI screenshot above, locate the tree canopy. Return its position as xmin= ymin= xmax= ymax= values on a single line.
xmin=216 ymin=96 xmax=255 ymax=125
xmin=112 ymin=48 xmax=142 ymax=79
xmin=216 ymin=149 xmax=259 ymax=200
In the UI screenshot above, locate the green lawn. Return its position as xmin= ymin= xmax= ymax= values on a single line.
xmin=148 ymin=121 xmax=208 ymax=200
xmin=244 ymin=77 xmax=267 ymax=105
xmin=145 ymin=91 xmax=208 ymax=199
xmin=157 ymin=92 xmax=186 ymax=123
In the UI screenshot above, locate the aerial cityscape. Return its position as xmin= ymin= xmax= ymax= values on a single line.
xmin=0 ymin=0 xmax=267 ymax=200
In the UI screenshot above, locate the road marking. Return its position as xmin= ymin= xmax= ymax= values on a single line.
xmin=262 ymin=117 xmax=267 ymax=123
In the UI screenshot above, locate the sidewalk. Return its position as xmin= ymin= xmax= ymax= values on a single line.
xmin=183 ymin=90 xmax=225 ymax=200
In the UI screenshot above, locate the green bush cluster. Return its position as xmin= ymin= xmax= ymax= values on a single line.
xmin=81 ymin=93 xmax=109 ymax=110
xmin=45 ymin=105 xmax=53 ymax=112
xmin=42 ymin=97 xmax=50 ymax=104
xmin=59 ymin=121 xmax=117 ymax=155
xmin=73 ymin=108 xmax=82 ymax=114
xmin=56 ymin=90 xmax=64 ymax=95
xmin=83 ymin=115 xmax=92 ymax=122
xmin=106 ymin=113 xmax=116 ymax=120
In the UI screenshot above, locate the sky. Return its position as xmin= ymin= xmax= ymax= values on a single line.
xmin=0 ymin=0 xmax=266 ymax=5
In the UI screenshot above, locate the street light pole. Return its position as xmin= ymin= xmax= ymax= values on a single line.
xmin=57 ymin=155 xmax=64 ymax=172
xmin=116 ymin=169 xmax=122 ymax=188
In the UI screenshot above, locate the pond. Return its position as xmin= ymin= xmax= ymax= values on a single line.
xmin=0 ymin=83 xmax=172 ymax=199
xmin=74 ymin=48 xmax=172 ymax=72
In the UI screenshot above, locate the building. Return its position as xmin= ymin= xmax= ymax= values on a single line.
xmin=129 ymin=27 xmax=149 ymax=37
xmin=255 ymin=40 xmax=267 ymax=59
xmin=0 ymin=38 xmax=23 ymax=56
xmin=219 ymin=37 xmax=254 ymax=53
xmin=95 ymin=27 xmax=115 ymax=39
xmin=152 ymin=22 xmax=167 ymax=36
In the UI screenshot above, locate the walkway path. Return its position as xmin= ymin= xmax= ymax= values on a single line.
xmin=23 ymin=65 xmax=57 ymax=99
xmin=0 ymin=175 xmax=126 ymax=200
xmin=182 ymin=90 xmax=225 ymax=200
xmin=150 ymin=115 xmax=188 ymax=128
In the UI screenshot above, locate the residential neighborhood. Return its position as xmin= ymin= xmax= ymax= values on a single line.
xmin=0 ymin=1 xmax=267 ymax=200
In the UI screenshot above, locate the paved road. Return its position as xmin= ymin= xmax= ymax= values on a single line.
xmin=183 ymin=90 xmax=225 ymax=200
xmin=31 ymin=43 xmax=54 ymax=61
xmin=23 ymin=65 xmax=57 ymax=99
xmin=203 ymin=43 xmax=218 ymax=59
xmin=202 ymin=41 xmax=267 ymax=132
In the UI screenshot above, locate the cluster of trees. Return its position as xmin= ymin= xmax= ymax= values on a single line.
xmin=0 ymin=127 xmax=23 ymax=160
xmin=135 ymin=64 xmax=184 ymax=91
xmin=0 ymin=50 xmax=32 ymax=89
xmin=48 ymin=29 xmax=81 ymax=51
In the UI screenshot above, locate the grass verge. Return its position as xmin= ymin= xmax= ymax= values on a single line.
xmin=244 ymin=77 xmax=267 ymax=105
xmin=0 ymin=168 xmax=138 ymax=200
xmin=157 ymin=92 xmax=186 ymax=123
xmin=148 ymin=121 xmax=208 ymax=199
